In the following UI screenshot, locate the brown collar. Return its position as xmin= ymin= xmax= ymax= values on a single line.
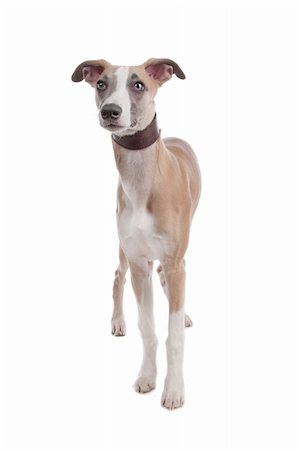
xmin=112 ymin=115 xmax=160 ymax=150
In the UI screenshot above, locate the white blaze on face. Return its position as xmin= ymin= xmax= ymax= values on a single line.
xmin=103 ymin=66 xmax=131 ymax=127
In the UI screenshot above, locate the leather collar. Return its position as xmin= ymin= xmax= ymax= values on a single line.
xmin=112 ymin=115 xmax=160 ymax=150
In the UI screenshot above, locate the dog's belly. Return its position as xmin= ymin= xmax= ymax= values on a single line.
xmin=117 ymin=208 xmax=164 ymax=261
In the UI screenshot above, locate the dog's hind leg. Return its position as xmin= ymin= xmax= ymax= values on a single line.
xmin=157 ymin=264 xmax=193 ymax=328
xmin=111 ymin=245 xmax=128 ymax=336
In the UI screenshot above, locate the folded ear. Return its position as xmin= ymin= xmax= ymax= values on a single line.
xmin=143 ymin=58 xmax=185 ymax=85
xmin=71 ymin=59 xmax=111 ymax=83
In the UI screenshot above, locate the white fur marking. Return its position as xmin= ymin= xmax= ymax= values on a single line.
xmin=117 ymin=149 xmax=165 ymax=261
xmin=161 ymin=308 xmax=185 ymax=409
xmin=104 ymin=66 xmax=131 ymax=128
xmin=133 ymin=271 xmax=157 ymax=393
xmin=118 ymin=208 xmax=164 ymax=261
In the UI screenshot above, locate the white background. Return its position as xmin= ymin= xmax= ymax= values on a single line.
xmin=1 ymin=0 xmax=298 ymax=449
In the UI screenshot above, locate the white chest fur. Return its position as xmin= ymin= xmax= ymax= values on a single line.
xmin=117 ymin=206 xmax=164 ymax=262
xmin=115 ymin=147 xmax=165 ymax=262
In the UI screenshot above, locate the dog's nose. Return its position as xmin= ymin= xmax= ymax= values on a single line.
xmin=101 ymin=104 xmax=122 ymax=120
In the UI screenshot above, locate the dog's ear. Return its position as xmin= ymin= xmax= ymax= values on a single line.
xmin=143 ymin=58 xmax=185 ymax=85
xmin=71 ymin=59 xmax=111 ymax=83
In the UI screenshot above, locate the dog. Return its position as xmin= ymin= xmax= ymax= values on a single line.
xmin=72 ymin=58 xmax=201 ymax=409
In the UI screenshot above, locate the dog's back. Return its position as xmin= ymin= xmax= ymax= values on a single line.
xmin=163 ymin=137 xmax=201 ymax=216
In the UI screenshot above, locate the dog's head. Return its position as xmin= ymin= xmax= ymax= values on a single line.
xmin=71 ymin=58 xmax=185 ymax=136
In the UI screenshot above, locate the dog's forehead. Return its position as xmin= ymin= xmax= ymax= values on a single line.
xmin=103 ymin=64 xmax=150 ymax=83
xmin=99 ymin=64 xmax=157 ymax=98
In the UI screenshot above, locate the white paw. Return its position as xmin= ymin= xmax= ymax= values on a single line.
xmin=111 ymin=316 xmax=126 ymax=336
xmin=133 ymin=374 xmax=156 ymax=394
xmin=184 ymin=314 xmax=193 ymax=327
xmin=161 ymin=381 xmax=185 ymax=410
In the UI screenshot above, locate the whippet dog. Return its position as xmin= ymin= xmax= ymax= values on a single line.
xmin=72 ymin=58 xmax=201 ymax=410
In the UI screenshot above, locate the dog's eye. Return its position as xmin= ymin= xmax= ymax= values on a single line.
xmin=97 ymin=80 xmax=107 ymax=91
xmin=134 ymin=81 xmax=145 ymax=91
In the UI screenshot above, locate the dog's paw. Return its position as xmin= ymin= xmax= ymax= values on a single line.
xmin=111 ymin=316 xmax=126 ymax=336
xmin=161 ymin=381 xmax=185 ymax=410
xmin=184 ymin=314 xmax=193 ymax=328
xmin=133 ymin=375 xmax=156 ymax=394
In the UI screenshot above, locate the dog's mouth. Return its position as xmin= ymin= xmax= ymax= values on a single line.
xmin=101 ymin=121 xmax=124 ymax=132
xmin=105 ymin=123 xmax=123 ymax=130
xmin=100 ymin=120 xmax=138 ymax=135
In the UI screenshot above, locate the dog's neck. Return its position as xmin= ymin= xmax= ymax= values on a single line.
xmin=112 ymin=121 xmax=163 ymax=207
xmin=112 ymin=115 xmax=160 ymax=151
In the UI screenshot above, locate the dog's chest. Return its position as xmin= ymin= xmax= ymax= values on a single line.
xmin=117 ymin=206 xmax=163 ymax=261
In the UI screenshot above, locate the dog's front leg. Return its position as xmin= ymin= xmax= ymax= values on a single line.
xmin=161 ymin=260 xmax=186 ymax=410
xmin=111 ymin=245 xmax=128 ymax=336
xmin=130 ymin=260 xmax=158 ymax=394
